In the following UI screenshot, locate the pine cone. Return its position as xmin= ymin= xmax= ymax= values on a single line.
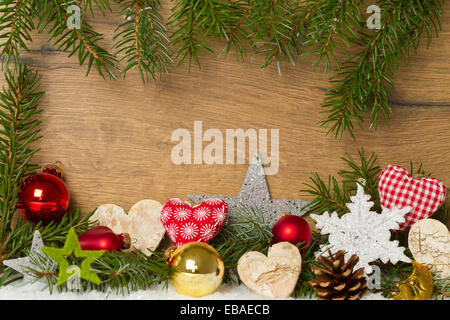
xmin=309 ymin=250 xmax=368 ymax=300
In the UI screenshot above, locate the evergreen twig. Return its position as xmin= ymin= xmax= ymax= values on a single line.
xmin=0 ymin=208 xmax=94 ymax=286
xmin=302 ymin=148 xmax=381 ymax=215
xmin=301 ymin=0 xmax=363 ymax=72
xmin=114 ymin=0 xmax=173 ymax=82
xmin=0 ymin=0 xmax=35 ymax=67
xmin=34 ymin=0 xmax=118 ymax=79
xmin=321 ymin=0 xmax=444 ymax=139
xmin=0 ymin=63 xmax=43 ymax=243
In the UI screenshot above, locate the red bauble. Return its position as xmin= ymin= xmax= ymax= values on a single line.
xmin=18 ymin=172 xmax=70 ymax=224
xmin=78 ymin=226 xmax=131 ymax=251
xmin=272 ymin=214 xmax=312 ymax=251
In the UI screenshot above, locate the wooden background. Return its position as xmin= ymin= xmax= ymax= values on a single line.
xmin=3 ymin=1 xmax=450 ymax=215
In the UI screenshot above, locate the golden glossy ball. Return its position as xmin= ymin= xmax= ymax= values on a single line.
xmin=167 ymin=242 xmax=224 ymax=297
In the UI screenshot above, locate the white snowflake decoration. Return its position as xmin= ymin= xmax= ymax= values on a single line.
xmin=311 ymin=183 xmax=411 ymax=274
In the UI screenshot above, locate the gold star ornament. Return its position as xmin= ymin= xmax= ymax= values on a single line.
xmin=41 ymin=228 xmax=105 ymax=286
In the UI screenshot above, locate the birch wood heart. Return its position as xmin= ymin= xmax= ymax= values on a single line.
xmin=90 ymin=200 xmax=165 ymax=255
xmin=408 ymin=219 xmax=449 ymax=278
xmin=237 ymin=242 xmax=302 ymax=298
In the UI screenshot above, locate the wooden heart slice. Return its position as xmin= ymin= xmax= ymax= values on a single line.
xmin=237 ymin=242 xmax=302 ymax=298
xmin=408 ymin=219 xmax=449 ymax=278
xmin=90 ymin=200 xmax=165 ymax=255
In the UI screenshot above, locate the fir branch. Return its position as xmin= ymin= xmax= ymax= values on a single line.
xmin=211 ymin=206 xmax=273 ymax=283
xmin=433 ymin=274 xmax=450 ymax=300
xmin=35 ymin=0 xmax=118 ymax=79
xmin=294 ymin=231 xmax=328 ymax=298
xmin=0 ymin=63 xmax=43 ymax=241
xmin=0 ymin=0 xmax=35 ymax=67
xmin=169 ymin=0 xmax=213 ymax=69
xmin=114 ymin=0 xmax=173 ymax=82
xmin=220 ymin=0 xmax=254 ymax=61
xmin=80 ymin=0 xmax=112 ymax=16
xmin=0 ymin=209 xmax=169 ymax=294
xmin=0 ymin=208 xmax=94 ymax=285
xmin=321 ymin=0 xmax=444 ymax=139
xmin=92 ymin=250 xmax=169 ymax=294
xmin=301 ymin=0 xmax=363 ymax=72
xmin=301 ymin=173 xmax=350 ymax=215
xmin=301 ymin=148 xmax=381 ymax=215
xmin=20 ymin=249 xmax=169 ymax=294
xmin=250 ymin=0 xmax=303 ymax=74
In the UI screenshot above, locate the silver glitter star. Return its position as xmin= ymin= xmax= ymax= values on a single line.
xmin=3 ymin=230 xmax=56 ymax=282
xmin=189 ymin=153 xmax=309 ymax=223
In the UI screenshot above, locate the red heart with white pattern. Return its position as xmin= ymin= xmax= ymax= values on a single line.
xmin=161 ymin=198 xmax=228 ymax=246
xmin=378 ymin=165 xmax=446 ymax=231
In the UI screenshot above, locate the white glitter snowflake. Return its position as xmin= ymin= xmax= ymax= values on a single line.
xmin=180 ymin=222 xmax=198 ymax=240
xmin=311 ymin=183 xmax=411 ymax=274
xmin=193 ymin=207 xmax=210 ymax=221
xmin=174 ymin=207 xmax=191 ymax=221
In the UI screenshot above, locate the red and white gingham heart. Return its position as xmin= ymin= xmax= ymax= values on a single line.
xmin=161 ymin=198 xmax=228 ymax=246
xmin=378 ymin=165 xmax=446 ymax=231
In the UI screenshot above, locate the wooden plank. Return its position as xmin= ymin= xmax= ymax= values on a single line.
xmin=1 ymin=2 xmax=449 ymax=214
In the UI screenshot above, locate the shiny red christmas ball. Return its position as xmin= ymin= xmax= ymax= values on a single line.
xmin=78 ymin=226 xmax=131 ymax=251
xmin=18 ymin=172 xmax=70 ymax=224
xmin=272 ymin=214 xmax=312 ymax=251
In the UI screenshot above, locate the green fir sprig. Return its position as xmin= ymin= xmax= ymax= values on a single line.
xmin=0 ymin=0 xmax=35 ymax=67
xmin=34 ymin=0 xmax=118 ymax=79
xmin=0 ymin=63 xmax=43 ymax=242
xmin=294 ymin=231 xmax=328 ymax=298
xmin=301 ymin=0 xmax=363 ymax=72
xmin=321 ymin=0 xmax=444 ymax=139
xmin=0 ymin=1 xmax=445 ymax=137
xmin=114 ymin=0 xmax=173 ymax=82
xmin=0 ymin=208 xmax=94 ymax=286
xmin=301 ymin=148 xmax=382 ymax=216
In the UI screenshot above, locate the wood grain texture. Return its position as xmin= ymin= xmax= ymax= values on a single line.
xmin=1 ymin=2 xmax=450 ymax=214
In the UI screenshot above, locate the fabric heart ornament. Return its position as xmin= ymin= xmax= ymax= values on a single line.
xmin=161 ymin=198 xmax=228 ymax=246
xmin=90 ymin=200 xmax=165 ymax=255
xmin=378 ymin=165 xmax=446 ymax=231
xmin=408 ymin=219 xmax=449 ymax=278
xmin=237 ymin=242 xmax=302 ymax=298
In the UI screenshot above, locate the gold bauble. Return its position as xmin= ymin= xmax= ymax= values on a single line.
xmin=390 ymin=261 xmax=434 ymax=300
xmin=166 ymin=242 xmax=224 ymax=297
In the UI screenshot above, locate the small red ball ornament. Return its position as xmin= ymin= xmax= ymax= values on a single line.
xmin=272 ymin=213 xmax=312 ymax=251
xmin=78 ymin=226 xmax=131 ymax=251
xmin=18 ymin=168 xmax=70 ymax=224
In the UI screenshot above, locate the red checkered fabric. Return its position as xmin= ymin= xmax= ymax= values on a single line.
xmin=378 ymin=165 xmax=446 ymax=231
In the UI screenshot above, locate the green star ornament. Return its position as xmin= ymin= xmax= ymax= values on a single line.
xmin=41 ymin=228 xmax=105 ymax=286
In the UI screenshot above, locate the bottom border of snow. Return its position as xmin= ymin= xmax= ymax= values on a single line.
xmin=0 ymin=280 xmax=388 ymax=300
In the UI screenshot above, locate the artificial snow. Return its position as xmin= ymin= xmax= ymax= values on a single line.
xmin=0 ymin=280 xmax=387 ymax=300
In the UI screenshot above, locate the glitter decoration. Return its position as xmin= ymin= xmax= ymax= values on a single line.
xmin=3 ymin=230 xmax=57 ymax=282
xmin=189 ymin=153 xmax=309 ymax=223
xmin=311 ymin=182 xmax=411 ymax=274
